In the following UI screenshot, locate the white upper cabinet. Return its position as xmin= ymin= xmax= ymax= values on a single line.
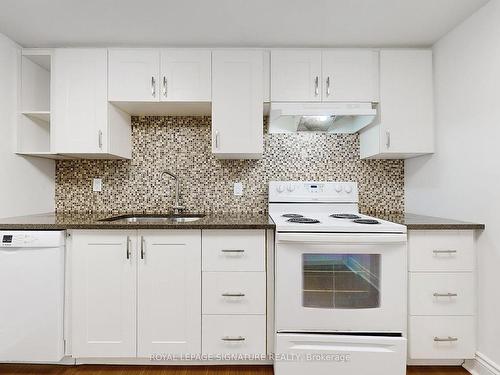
xmin=359 ymin=49 xmax=434 ymax=159
xmin=71 ymin=231 xmax=137 ymax=358
xmin=53 ymin=49 xmax=107 ymax=154
xmin=137 ymin=230 xmax=201 ymax=357
xmin=109 ymin=48 xmax=211 ymax=103
xmin=322 ymin=49 xmax=379 ymax=102
xmin=271 ymin=49 xmax=379 ymax=103
xmin=212 ymin=50 xmax=263 ymax=159
xmin=160 ymin=49 xmax=211 ymax=101
xmin=108 ymin=49 xmax=160 ymax=102
xmin=52 ymin=49 xmax=131 ymax=158
xmin=271 ymin=49 xmax=322 ymax=102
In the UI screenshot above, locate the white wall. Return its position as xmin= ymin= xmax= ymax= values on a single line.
xmin=0 ymin=33 xmax=54 ymax=218
xmin=405 ymin=0 xmax=500 ymax=368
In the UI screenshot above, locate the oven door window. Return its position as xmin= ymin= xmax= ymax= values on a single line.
xmin=303 ymin=254 xmax=380 ymax=309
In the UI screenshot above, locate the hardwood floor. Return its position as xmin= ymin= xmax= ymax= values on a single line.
xmin=0 ymin=365 xmax=470 ymax=375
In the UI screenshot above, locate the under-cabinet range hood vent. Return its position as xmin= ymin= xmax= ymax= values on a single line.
xmin=269 ymin=102 xmax=377 ymax=134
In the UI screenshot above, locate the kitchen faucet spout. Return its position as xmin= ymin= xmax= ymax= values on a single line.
xmin=162 ymin=171 xmax=185 ymax=214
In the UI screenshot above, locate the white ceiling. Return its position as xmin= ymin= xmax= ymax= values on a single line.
xmin=0 ymin=0 xmax=490 ymax=48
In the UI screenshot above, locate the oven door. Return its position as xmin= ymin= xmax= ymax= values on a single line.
xmin=275 ymin=232 xmax=407 ymax=333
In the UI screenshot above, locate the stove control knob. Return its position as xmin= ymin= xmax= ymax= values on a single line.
xmin=335 ymin=184 xmax=343 ymax=193
xmin=276 ymin=184 xmax=285 ymax=193
xmin=287 ymin=184 xmax=295 ymax=192
xmin=345 ymin=185 xmax=353 ymax=193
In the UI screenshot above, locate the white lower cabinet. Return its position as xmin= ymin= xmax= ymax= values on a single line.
xmin=202 ymin=315 xmax=266 ymax=356
xmin=407 ymin=230 xmax=476 ymax=361
xmin=137 ymin=230 xmax=201 ymax=357
xmin=70 ymin=229 xmax=267 ymax=362
xmin=71 ymin=230 xmax=137 ymax=357
xmin=201 ymin=230 xmax=267 ymax=358
xmin=70 ymin=230 xmax=202 ymax=358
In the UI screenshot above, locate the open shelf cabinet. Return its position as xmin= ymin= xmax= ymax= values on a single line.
xmin=16 ymin=49 xmax=57 ymax=158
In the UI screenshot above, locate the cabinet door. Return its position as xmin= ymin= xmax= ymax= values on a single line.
xmin=322 ymin=49 xmax=379 ymax=102
xmin=70 ymin=230 xmax=136 ymax=357
xmin=52 ymin=49 xmax=108 ymax=154
xmin=378 ymin=50 xmax=434 ymax=154
xmin=360 ymin=50 xmax=434 ymax=159
xmin=212 ymin=50 xmax=263 ymax=159
xmin=160 ymin=49 xmax=211 ymax=101
xmin=137 ymin=230 xmax=201 ymax=357
xmin=108 ymin=49 xmax=160 ymax=102
xmin=271 ymin=49 xmax=321 ymax=102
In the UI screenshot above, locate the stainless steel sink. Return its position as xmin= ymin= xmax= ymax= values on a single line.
xmin=100 ymin=214 xmax=205 ymax=224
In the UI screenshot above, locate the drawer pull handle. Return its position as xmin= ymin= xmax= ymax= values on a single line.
xmin=433 ymin=250 xmax=457 ymax=254
xmin=433 ymin=292 xmax=458 ymax=297
xmin=222 ymin=293 xmax=245 ymax=297
xmin=221 ymin=249 xmax=245 ymax=253
xmin=222 ymin=336 xmax=246 ymax=342
xmin=434 ymin=336 xmax=458 ymax=342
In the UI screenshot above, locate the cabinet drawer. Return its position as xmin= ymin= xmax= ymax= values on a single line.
xmin=202 ymin=230 xmax=265 ymax=271
xmin=202 ymin=315 xmax=266 ymax=356
xmin=202 ymin=272 xmax=266 ymax=314
xmin=409 ymin=230 xmax=474 ymax=272
xmin=409 ymin=273 xmax=474 ymax=316
xmin=409 ymin=316 xmax=475 ymax=359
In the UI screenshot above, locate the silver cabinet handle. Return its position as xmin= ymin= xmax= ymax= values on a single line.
xmin=385 ymin=131 xmax=391 ymax=149
xmin=433 ymin=250 xmax=457 ymax=254
xmin=163 ymin=76 xmax=167 ymax=98
xmin=140 ymin=236 xmax=146 ymax=260
xmin=222 ymin=293 xmax=245 ymax=297
xmin=314 ymin=76 xmax=319 ymax=96
xmin=326 ymin=76 xmax=331 ymax=96
xmin=221 ymin=249 xmax=245 ymax=253
xmin=434 ymin=336 xmax=458 ymax=342
xmin=98 ymin=130 xmax=103 ymax=149
xmin=215 ymin=130 xmax=220 ymax=149
xmin=222 ymin=336 xmax=246 ymax=342
xmin=151 ymin=76 xmax=156 ymax=97
xmin=126 ymin=236 xmax=131 ymax=260
xmin=433 ymin=293 xmax=458 ymax=297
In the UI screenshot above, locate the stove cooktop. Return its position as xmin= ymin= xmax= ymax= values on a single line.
xmin=270 ymin=210 xmax=406 ymax=233
xmin=268 ymin=181 xmax=406 ymax=234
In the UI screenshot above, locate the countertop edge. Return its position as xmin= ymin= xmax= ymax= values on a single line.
xmin=405 ymin=223 xmax=485 ymax=230
xmin=0 ymin=224 xmax=276 ymax=230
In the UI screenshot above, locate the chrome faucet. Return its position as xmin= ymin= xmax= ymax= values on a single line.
xmin=162 ymin=171 xmax=185 ymax=214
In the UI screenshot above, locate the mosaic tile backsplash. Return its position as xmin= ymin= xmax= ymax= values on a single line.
xmin=55 ymin=116 xmax=404 ymax=214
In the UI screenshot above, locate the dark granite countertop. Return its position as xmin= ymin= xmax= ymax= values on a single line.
xmin=0 ymin=212 xmax=276 ymax=230
xmin=365 ymin=212 xmax=485 ymax=230
xmin=0 ymin=212 xmax=484 ymax=231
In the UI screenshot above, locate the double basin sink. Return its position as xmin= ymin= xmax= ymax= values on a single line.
xmin=100 ymin=213 xmax=205 ymax=224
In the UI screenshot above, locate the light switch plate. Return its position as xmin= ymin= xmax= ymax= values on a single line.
xmin=234 ymin=182 xmax=243 ymax=196
xmin=93 ymin=178 xmax=102 ymax=192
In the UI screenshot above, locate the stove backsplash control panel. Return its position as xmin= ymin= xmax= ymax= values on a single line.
xmin=269 ymin=181 xmax=359 ymax=203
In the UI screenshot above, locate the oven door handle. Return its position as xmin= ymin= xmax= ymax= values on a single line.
xmin=277 ymin=232 xmax=407 ymax=244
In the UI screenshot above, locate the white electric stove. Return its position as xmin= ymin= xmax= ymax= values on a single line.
xmin=270 ymin=181 xmax=407 ymax=375
xmin=269 ymin=181 xmax=406 ymax=234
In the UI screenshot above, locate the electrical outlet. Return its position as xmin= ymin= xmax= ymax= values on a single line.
xmin=93 ymin=178 xmax=102 ymax=192
xmin=234 ymin=182 xmax=243 ymax=196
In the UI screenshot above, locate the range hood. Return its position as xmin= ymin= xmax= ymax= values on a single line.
xmin=269 ymin=102 xmax=377 ymax=134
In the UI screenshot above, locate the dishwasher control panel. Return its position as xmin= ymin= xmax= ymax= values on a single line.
xmin=2 ymin=234 xmax=13 ymax=244
xmin=0 ymin=231 xmax=65 ymax=248
xmin=0 ymin=233 xmax=25 ymax=247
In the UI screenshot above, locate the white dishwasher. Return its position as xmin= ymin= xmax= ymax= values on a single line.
xmin=0 ymin=231 xmax=65 ymax=362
